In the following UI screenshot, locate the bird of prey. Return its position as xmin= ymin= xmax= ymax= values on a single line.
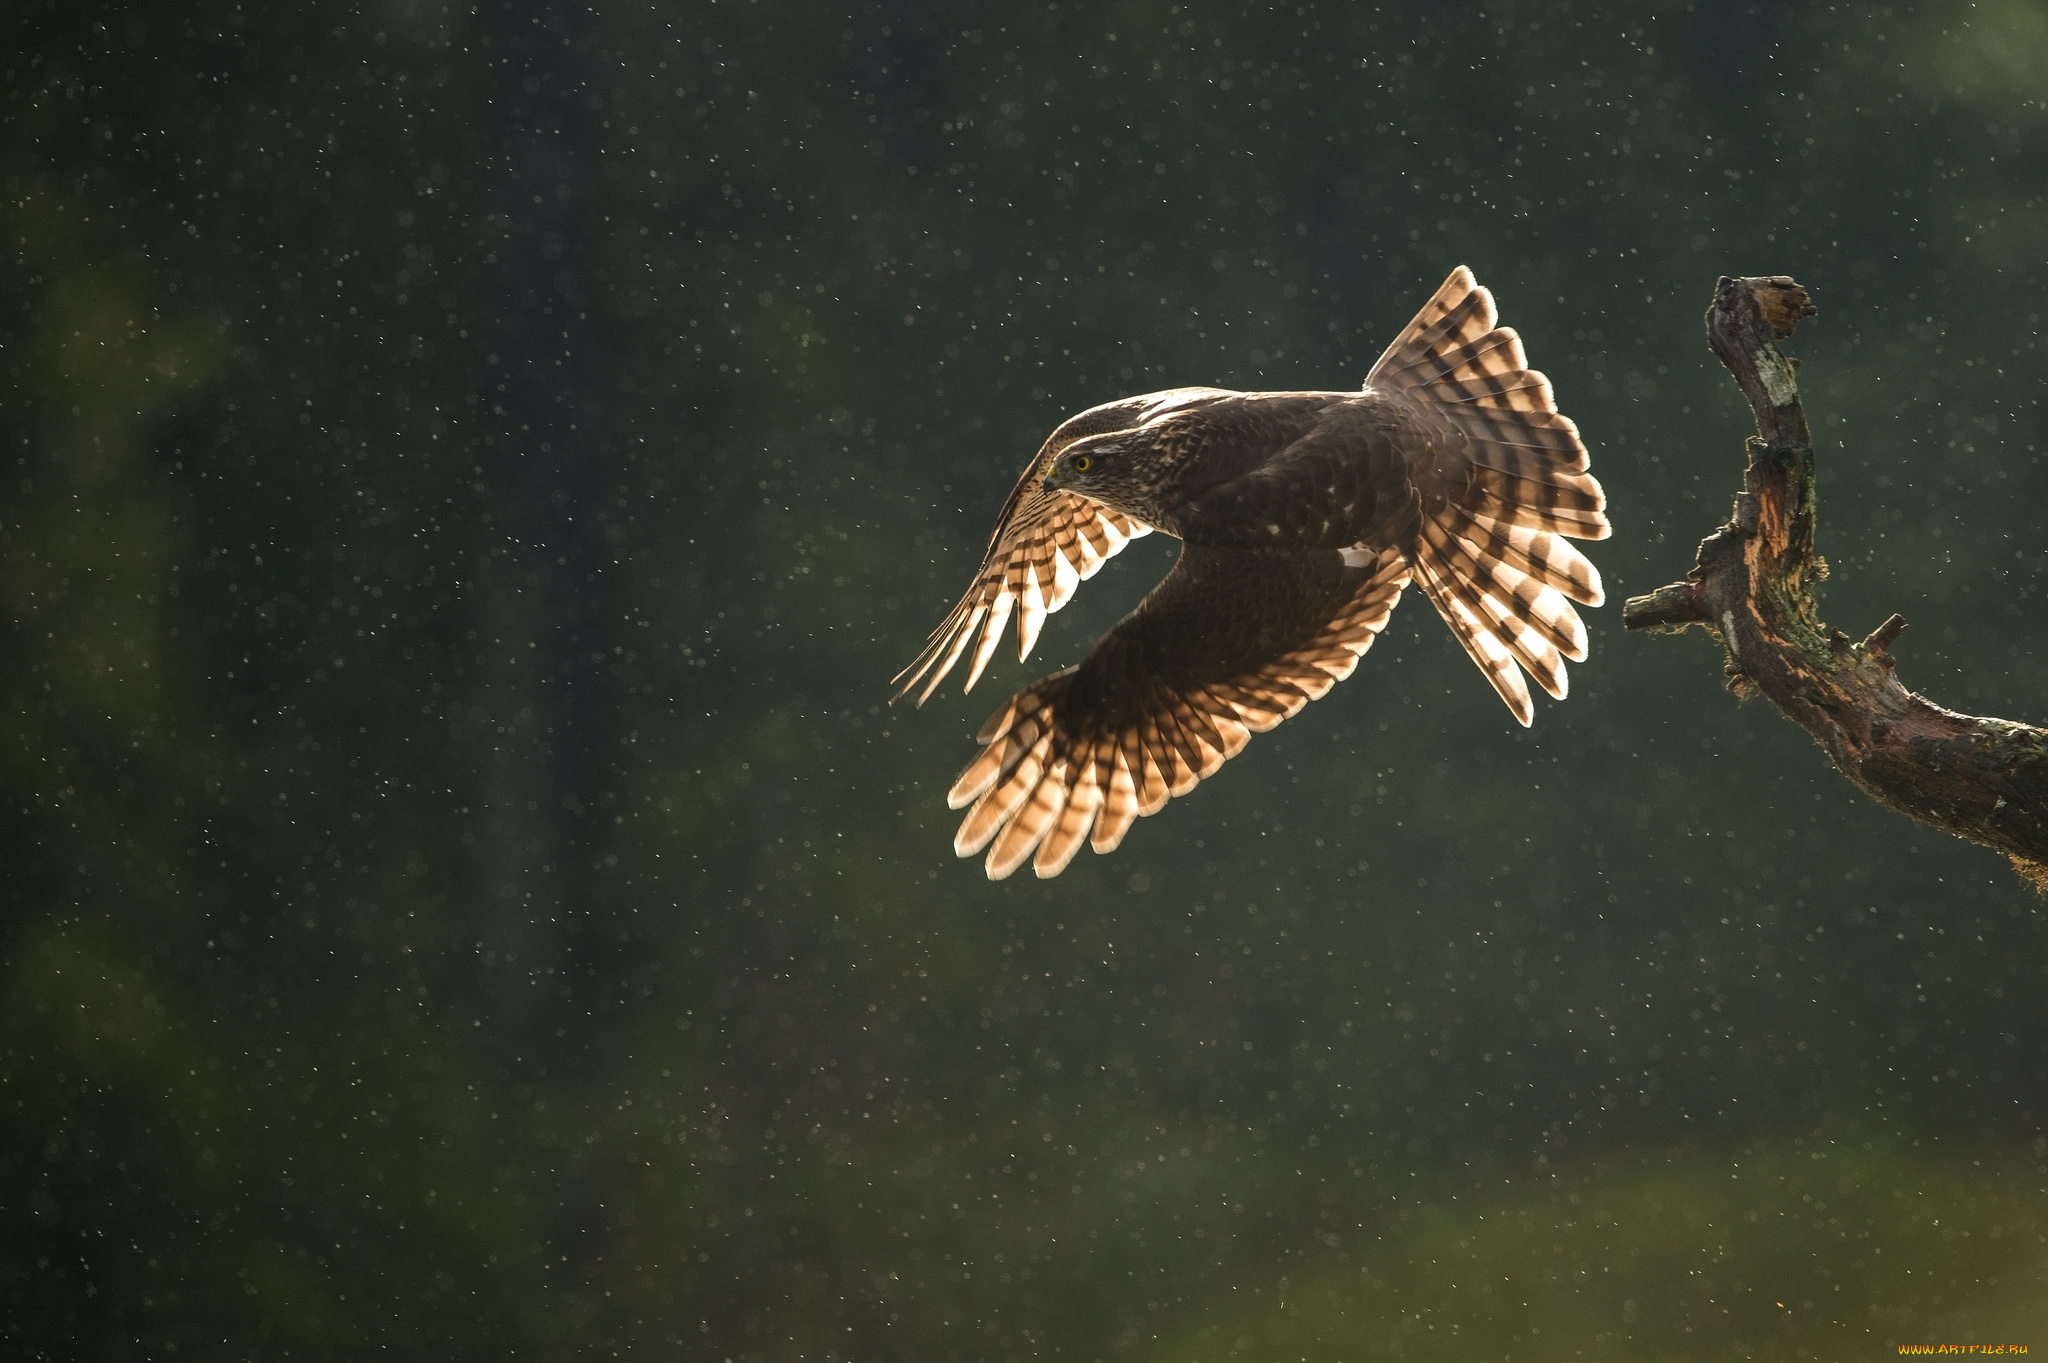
xmin=893 ymin=267 xmax=1608 ymax=880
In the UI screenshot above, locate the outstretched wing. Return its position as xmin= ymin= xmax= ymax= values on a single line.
xmin=891 ymin=388 xmax=1232 ymax=706
xmin=891 ymin=487 xmax=1150 ymax=705
xmin=948 ymin=545 xmax=1411 ymax=879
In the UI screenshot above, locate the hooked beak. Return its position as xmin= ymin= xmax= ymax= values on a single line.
xmin=1040 ymin=468 xmax=1062 ymax=493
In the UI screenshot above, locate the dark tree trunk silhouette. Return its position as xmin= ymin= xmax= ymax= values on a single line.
xmin=1622 ymin=275 xmax=2048 ymax=884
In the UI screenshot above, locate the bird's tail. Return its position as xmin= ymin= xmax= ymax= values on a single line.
xmin=1366 ymin=266 xmax=1609 ymax=725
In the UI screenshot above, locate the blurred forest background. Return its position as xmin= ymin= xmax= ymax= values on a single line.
xmin=6 ymin=0 xmax=2048 ymax=1357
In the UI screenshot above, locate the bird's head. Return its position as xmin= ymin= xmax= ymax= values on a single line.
xmin=1042 ymin=432 xmax=1146 ymax=505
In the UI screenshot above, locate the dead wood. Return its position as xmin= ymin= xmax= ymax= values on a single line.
xmin=1621 ymin=275 xmax=2048 ymax=882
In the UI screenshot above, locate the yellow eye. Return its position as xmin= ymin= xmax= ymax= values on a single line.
xmin=1071 ymin=454 xmax=1092 ymax=473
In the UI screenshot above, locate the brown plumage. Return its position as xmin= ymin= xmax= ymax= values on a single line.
xmin=893 ymin=267 xmax=1610 ymax=879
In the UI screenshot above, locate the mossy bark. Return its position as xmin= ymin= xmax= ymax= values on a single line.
xmin=1621 ymin=275 xmax=2048 ymax=881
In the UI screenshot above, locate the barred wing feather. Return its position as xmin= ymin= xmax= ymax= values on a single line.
xmin=948 ymin=547 xmax=1409 ymax=880
xmin=890 ymin=487 xmax=1150 ymax=705
xmin=891 ymin=389 xmax=1241 ymax=706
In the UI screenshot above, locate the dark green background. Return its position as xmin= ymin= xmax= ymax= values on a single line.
xmin=6 ymin=1 xmax=2047 ymax=1357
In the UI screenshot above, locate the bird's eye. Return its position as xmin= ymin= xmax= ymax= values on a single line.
xmin=1071 ymin=454 xmax=1092 ymax=473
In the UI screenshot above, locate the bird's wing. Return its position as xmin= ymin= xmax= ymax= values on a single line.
xmin=947 ymin=544 xmax=1411 ymax=879
xmin=892 ymin=388 xmax=1231 ymax=705
xmin=891 ymin=485 xmax=1151 ymax=705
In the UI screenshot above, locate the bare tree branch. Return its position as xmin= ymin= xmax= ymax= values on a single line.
xmin=1621 ymin=275 xmax=2048 ymax=885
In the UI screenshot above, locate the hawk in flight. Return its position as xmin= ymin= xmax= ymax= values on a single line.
xmin=894 ymin=267 xmax=1608 ymax=879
